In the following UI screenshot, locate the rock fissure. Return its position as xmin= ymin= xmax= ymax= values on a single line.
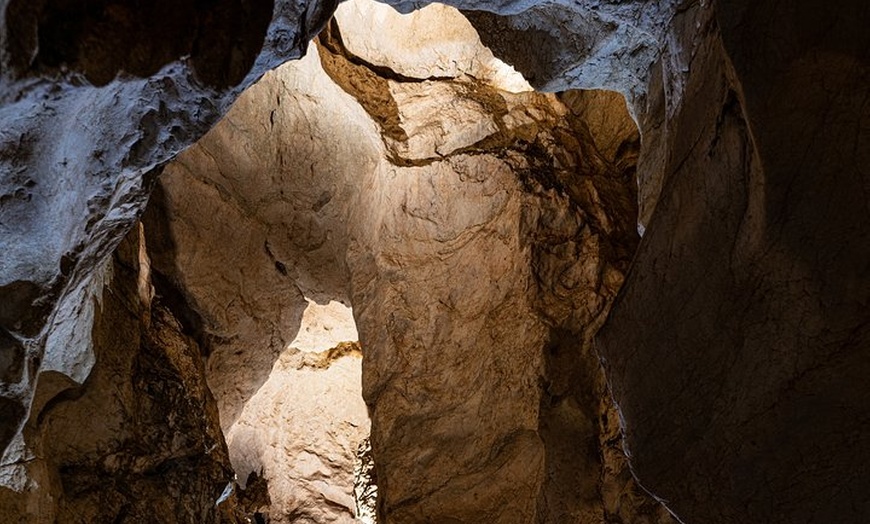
xmin=1 ymin=0 xmax=868 ymax=522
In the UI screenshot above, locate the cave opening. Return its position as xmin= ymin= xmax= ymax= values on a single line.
xmin=1 ymin=0 xmax=867 ymax=522
xmin=136 ymin=0 xmax=653 ymax=521
xmin=5 ymin=0 xmax=659 ymax=522
xmin=135 ymin=1 xmax=654 ymax=520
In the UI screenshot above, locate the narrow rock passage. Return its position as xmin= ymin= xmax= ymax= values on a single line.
xmin=138 ymin=2 xmax=671 ymax=522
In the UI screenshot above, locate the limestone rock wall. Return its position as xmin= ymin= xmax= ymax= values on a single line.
xmin=2 ymin=0 xmax=868 ymax=522
xmin=139 ymin=2 xmax=671 ymax=522
xmin=226 ymin=342 xmax=369 ymax=524
xmin=0 ymin=0 xmax=675 ymax=497
xmin=0 ymin=224 xmax=237 ymax=523
xmin=0 ymin=0 xmax=340 ymax=489
xmin=139 ymin=43 xmax=375 ymax=522
xmin=597 ymin=2 xmax=870 ymax=522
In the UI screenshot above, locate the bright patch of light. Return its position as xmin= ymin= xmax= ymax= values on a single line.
xmin=287 ymin=299 xmax=358 ymax=353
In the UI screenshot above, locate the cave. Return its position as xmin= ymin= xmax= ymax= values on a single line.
xmin=1 ymin=0 xmax=869 ymax=523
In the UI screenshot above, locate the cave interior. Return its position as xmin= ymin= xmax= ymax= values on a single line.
xmin=0 ymin=0 xmax=868 ymax=523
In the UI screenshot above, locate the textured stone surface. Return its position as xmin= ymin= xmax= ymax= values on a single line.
xmin=136 ymin=47 xmax=374 ymax=523
xmin=386 ymin=0 xmax=674 ymax=101
xmin=227 ymin=342 xmax=369 ymax=524
xmin=0 ymin=225 xmax=236 ymax=523
xmin=140 ymin=45 xmax=375 ymax=523
xmin=328 ymin=10 xmax=657 ymax=519
xmin=2 ymin=0 xmax=868 ymax=522
xmin=139 ymin=47 xmax=370 ymax=428
xmin=0 ymin=0 xmax=340 ymax=489
xmin=597 ymin=1 xmax=870 ymax=522
xmin=145 ymin=3 xmax=667 ymax=520
xmin=334 ymin=0 xmax=531 ymax=92
xmin=0 ymin=0 xmax=674 ymax=485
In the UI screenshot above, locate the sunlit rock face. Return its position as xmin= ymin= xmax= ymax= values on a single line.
xmin=0 ymin=0 xmax=672 ymax=503
xmin=1 ymin=0 xmax=868 ymax=522
xmin=139 ymin=43 xmax=374 ymax=521
xmin=227 ymin=341 xmax=369 ymax=524
xmin=333 ymin=0 xmax=532 ymax=93
xmin=0 ymin=0 xmax=673 ymax=475
xmin=320 ymin=6 xmax=652 ymax=518
xmin=0 ymin=0 xmax=338 ymax=492
xmin=382 ymin=0 xmax=672 ymax=101
xmin=141 ymin=2 xmax=669 ymax=522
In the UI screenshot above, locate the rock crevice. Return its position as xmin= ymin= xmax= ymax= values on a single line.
xmin=1 ymin=0 xmax=868 ymax=523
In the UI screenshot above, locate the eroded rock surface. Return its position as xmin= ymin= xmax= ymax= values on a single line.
xmin=0 ymin=0 xmax=340 ymax=494
xmin=139 ymin=3 xmax=669 ymax=522
xmin=227 ymin=342 xmax=369 ymax=524
xmin=0 ymin=0 xmax=674 ymax=500
xmin=0 ymin=225 xmax=236 ymax=523
xmin=598 ymin=2 xmax=870 ymax=522
xmin=139 ymin=44 xmax=373 ymax=522
xmin=2 ymin=0 xmax=868 ymax=522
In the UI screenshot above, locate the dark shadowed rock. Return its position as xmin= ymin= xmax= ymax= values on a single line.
xmin=598 ymin=1 xmax=870 ymax=522
xmin=1 ymin=0 xmax=868 ymax=522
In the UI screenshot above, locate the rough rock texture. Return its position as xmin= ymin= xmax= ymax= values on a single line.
xmin=0 ymin=0 xmax=340 ymax=493
xmin=321 ymin=8 xmax=662 ymax=520
xmin=2 ymin=0 xmax=868 ymax=523
xmin=227 ymin=342 xmax=369 ymax=524
xmin=138 ymin=47 xmax=373 ymax=521
xmin=0 ymin=0 xmax=679 ymax=469
xmin=0 ymin=0 xmax=675 ymax=500
xmin=0 ymin=0 xmax=682 ymax=486
xmin=408 ymin=0 xmax=673 ymax=100
xmin=0 ymin=224 xmax=237 ymax=522
xmin=597 ymin=2 xmax=870 ymax=523
xmin=137 ymin=34 xmax=377 ymax=521
xmin=141 ymin=3 xmax=670 ymax=522
xmin=333 ymin=0 xmax=531 ymax=93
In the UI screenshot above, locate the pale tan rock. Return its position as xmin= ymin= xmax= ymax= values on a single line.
xmin=335 ymin=0 xmax=486 ymax=79
xmin=386 ymin=81 xmax=499 ymax=160
xmin=346 ymin=152 xmax=549 ymax=522
xmin=146 ymin=6 xmax=663 ymax=521
xmin=334 ymin=0 xmax=532 ymax=92
xmin=227 ymin=342 xmax=369 ymax=524
xmin=143 ymin=48 xmax=380 ymax=433
xmin=290 ymin=299 xmax=359 ymax=353
xmin=142 ymin=48 xmax=378 ymax=523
